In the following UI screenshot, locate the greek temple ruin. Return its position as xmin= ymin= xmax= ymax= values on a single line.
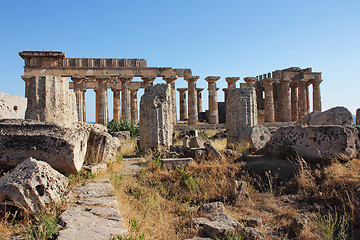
xmin=19 ymin=51 xmax=322 ymax=126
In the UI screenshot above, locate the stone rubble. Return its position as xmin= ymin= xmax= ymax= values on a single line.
xmin=298 ymin=106 xmax=353 ymax=126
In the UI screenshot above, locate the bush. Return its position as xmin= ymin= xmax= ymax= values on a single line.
xmin=107 ymin=120 xmax=139 ymax=138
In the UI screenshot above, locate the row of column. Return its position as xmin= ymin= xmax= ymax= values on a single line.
xmin=262 ymin=78 xmax=322 ymax=122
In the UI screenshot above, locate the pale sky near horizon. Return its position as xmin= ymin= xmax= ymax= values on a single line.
xmin=0 ymin=0 xmax=359 ymax=122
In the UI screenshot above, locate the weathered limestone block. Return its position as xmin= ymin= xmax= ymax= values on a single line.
xmin=139 ymin=84 xmax=173 ymax=151
xmin=112 ymin=131 xmax=131 ymax=141
xmin=264 ymin=125 xmax=360 ymax=162
xmin=0 ymin=119 xmax=88 ymax=173
xmin=243 ymin=227 xmax=265 ymax=240
xmin=204 ymin=140 xmax=222 ymax=160
xmin=230 ymin=180 xmax=250 ymax=202
xmin=298 ymin=106 xmax=353 ymax=126
xmin=190 ymin=136 xmax=205 ymax=148
xmin=76 ymin=122 xmax=121 ymax=164
xmin=0 ymin=92 xmax=27 ymax=119
xmin=227 ymin=88 xmax=258 ymax=145
xmin=238 ymin=126 xmax=271 ymax=151
xmin=198 ymin=202 xmax=224 ymax=214
xmin=288 ymin=214 xmax=310 ymax=239
xmin=0 ymin=158 xmax=68 ymax=212
xmin=25 ymin=76 xmax=78 ymax=128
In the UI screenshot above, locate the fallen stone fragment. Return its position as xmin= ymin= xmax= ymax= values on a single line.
xmin=112 ymin=131 xmax=131 ymax=141
xmin=243 ymin=227 xmax=265 ymax=240
xmin=160 ymin=158 xmax=193 ymax=169
xmin=240 ymin=217 xmax=262 ymax=228
xmin=298 ymin=106 xmax=353 ymax=126
xmin=230 ymin=180 xmax=250 ymax=202
xmin=190 ymin=136 xmax=205 ymax=148
xmin=202 ymin=213 xmax=243 ymax=239
xmin=288 ymin=214 xmax=310 ymax=239
xmin=238 ymin=126 xmax=271 ymax=151
xmin=198 ymin=202 xmax=225 ymax=214
xmin=204 ymin=141 xmax=222 ymax=160
xmin=0 ymin=158 xmax=68 ymax=212
xmin=264 ymin=125 xmax=360 ymax=162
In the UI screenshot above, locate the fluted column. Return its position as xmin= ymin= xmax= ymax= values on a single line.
xmin=120 ymin=76 xmax=133 ymax=121
xmin=305 ymin=82 xmax=310 ymax=114
xmin=223 ymin=88 xmax=228 ymax=102
xmin=290 ymin=82 xmax=298 ymax=121
xmin=185 ymin=76 xmax=200 ymax=125
xmin=112 ymin=88 xmax=121 ymax=121
xmin=177 ymin=88 xmax=187 ymax=121
xmin=196 ymin=88 xmax=203 ymax=113
xmin=141 ymin=76 xmax=156 ymax=90
xmin=311 ymin=79 xmax=322 ymax=112
xmin=130 ymin=88 xmax=139 ymax=122
xmin=205 ymin=76 xmax=220 ymax=124
xmin=280 ymin=79 xmax=291 ymax=122
xmin=163 ymin=76 xmax=178 ymax=125
xmin=297 ymin=79 xmax=307 ymax=119
xmin=96 ymin=77 xmax=109 ymax=125
xmin=244 ymin=77 xmax=257 ymax=88
xmin=225 ymin=77 xmax=240 ymax=89
xmin=263 ymin=78 xmax=275 ymax=122
xmin=72 ymin=76 xmax=85 ymax=122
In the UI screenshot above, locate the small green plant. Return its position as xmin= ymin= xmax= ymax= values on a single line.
xmin=130 ymin=217 xmax=137 ymax=229
xmin=198 ymin=131 xmax=209 ymax=141
xmin=107 ymin=120 xmax=139 ymax=138
xmin=112 ymin=233 xmax=144 ymax=240
xmin=150 ymin=156 xmax=161 ymax=169
xmin=317 ymin=210 xmax=349 ymax=240
xmin=215 ymin=230 xmax=245 ymax=240
xmin=67 ymin=169 xmax=95 ymax=186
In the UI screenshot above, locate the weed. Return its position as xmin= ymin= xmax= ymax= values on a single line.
xmin=107 ymin=120 xmax=139 ymax=138
xmin=317 ymin=210 xmax=349 ymax=240
xmin=67 ymin=169 xmax=95 ymax=186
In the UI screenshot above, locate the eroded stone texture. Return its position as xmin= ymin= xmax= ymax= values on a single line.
xmin=264 ymin=125 xmax=360 ymax=162
xmin=139 ymin=84 xmax=173 ymax=151
xmin=0 ymin=92 xmax=27 ymax=119
xmin=0 ymin=158 xmax=68 ymax=212
xmin=0 ymin=119 xmax=87 ymax=173
xmin=227 ymin=88 xmax=258 ymax=145
xmin=25 ymin=76 xmax=78 ymax=128
xmin=238 ymin=126 xmax=271 ymax=151
xmin=288 ymin=214 xmax=310 ymax=239
xmin=298 ymin=106 xmax=353 ymax=126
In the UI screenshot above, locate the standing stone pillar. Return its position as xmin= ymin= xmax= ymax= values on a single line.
xmin=280 ymin=79 xmax=291 ymax=122
xmin=223 ymin=88 xmax=228 ymax=102
xmin=196 ymin=88 xmax=203 ymax=113
xmin=82 ymin=89 xmax=86 ymax=122
xmin=94 ymin=88 xmax=99 ymax=123
xmin=185 ymin=76 xmax=200 ymax=125
xmin=244 ymin=77 xmax=257 ymax=88
xmin=177 ymin=88 xmax=187 ymax=121
xmin=120 ymin=76 xmax=133 ymax=121
xmin=72 ymin=77 xmax=85 ymax=122
xmin=205 ymin=76 xmax=220 ymax=124
xmin=311 ymin=79 xmax=322 ymax=112
xmin=163 ymin=76 xmax=178 ymax=125
xmin=130 ymin=88 xmax=139 ymax=122
xmin=96 ymin=77 xmax=109 ymax=125
xmin=290 ymin=82 xmax=299 ymax=121
xmin=297 ymin=80 xmax=307 ymax=119
xmin=225 ymin=77 xmax=240 ymax=90
xmin=263 ymin=78 xmax=275 ymax=122
xmin=305 ymin=82 xmax=310 ymax=114
xmin=141 ymin=76 xmax=156 ymax=89
xmin=356 ymin=109 xmax=360 ymax=125
xmin=112 ymin=88 xmax=121 ymax=121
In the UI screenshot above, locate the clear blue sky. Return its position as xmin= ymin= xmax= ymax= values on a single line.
xmin=1 ymin=0 xmax=359 ymax=122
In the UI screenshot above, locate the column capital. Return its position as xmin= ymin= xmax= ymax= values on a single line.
xmin=222 ymin=88 xmax=228 ymax=93
xmin=290 ymin=81 xmax=298 ymax=88
xmin=293 ymin=79 xmax=307 ymax=85
xmin=177 ymin=88 xmax=188 ymax=93
xmin=205 ymin=76 xmax=220 ymax=83
xmin=21 ymin=75 xmax=32 ymax=82
xmin=163 ymin=75 xmax=178 ymax=84
xmin=310 ymin=79 xmax=323 ymax=85
xmin=141 ymin=76 xmax=157 ymax=81
xmin=119 ymin=76 xmax=133 ymax=82
xmin=243 ymin=77 xmax=257 ymax=83
xmin=111 ymin=88 xmax=121 ymax=93
xmin=196 ymin=88 xmax=204 ymax=93
xmin=185 ymin=76 xmax=200 ymax=83
xmin=225 ymin=77 xmax=240 ymax=84
xmin=263 ymin=78 xmax=275 ymax=85
xmin=280 ymin=78 xmax=291 ymax=86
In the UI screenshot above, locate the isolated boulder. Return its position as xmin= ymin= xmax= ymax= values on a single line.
xmin=0 ymin=158 xmax=68 ymax=212
xmin=0 ymin=119 xmax=88 ymax=173
xmin=298 ymin=106 xmax=353 ymax=126
xmin=264 ymin=125 xmax=360 ymax=162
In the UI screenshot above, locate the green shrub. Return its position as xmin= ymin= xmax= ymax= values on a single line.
xmin=107 ymin=120 xmax=139 ymax=138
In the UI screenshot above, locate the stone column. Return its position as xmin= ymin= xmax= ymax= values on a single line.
xmin=82 ymin=89 xmax=86 ymax=122
xmin=72 ymin=76 xmax=85 ymax=122
xmin=185 ymin=76 xmax=200 ymax=125
xmin=141 ymin=76 xmax=156 ymax=89
xmin=205 ymin=76 xmax=220 ymax=124
xmin=297 ymin=80 xmax=307 ymax=119
xmin=244 ymin=77 xmax=257 ymax=88
xmin=263 ymin=78 xmax=275 ymax=122
xmin=177 ymin=88 xmax=187 ymax=121
xmin=290 ymin=82 xmax=299 ymax=121
xmin=130 ymin=88 xmax=139 ymax=122
xmin=223 ymin=88 xmax=228 ymax=102
xmin=280 ymin=79 xmax=291 ymax=122
xmin=305 ymin=82 xmax=310 ymax=114
xmin=120 ymin=76 xmax=133 ymax=121
xmin=96 ymin=77 xmax=109 ymax=125
xmin=225 ymin=77 xmax=240 ymax=89
xmin=112 ymin=88 xmax=121 ymax=121
xmin=311 ymin=79 xmax=322 ymax=112
xmin=196 ymin=88 xmax=204 ymax=113
xmin=94 ymin=88 xmax=99 ymax=123
xmin=163 ymin=76 xmax=178 ymax=125
xmin=356 ymin=109 xmax=360 ymax=125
